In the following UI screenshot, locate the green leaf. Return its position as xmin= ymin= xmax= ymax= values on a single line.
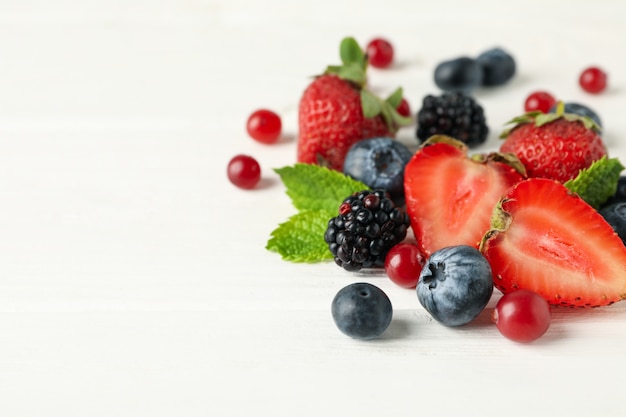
xmin=274 ymin=163 xmax=369 ymax=212
xmin=335 ymin=62 xmax=366 ymax=87
xmin=339 ymin=37 xmax=365 ymax=69
xmin=564 ymin=157 xmax=625 ymax=209
xmin=385 ymin=87 xmax=403 ymax=108
xmin=361 ymin=89 xmax=382 ymax=118
xmin=534 ymin=112 xmax=559 ymax=127
xmin=266 ymin=210 xmax=335 ymax=262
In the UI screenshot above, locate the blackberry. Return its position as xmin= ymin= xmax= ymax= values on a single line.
xmin=415 ymin=92 xmax=489 ymax=147
xmin=324 ymin=190 xmax=410 ymax=272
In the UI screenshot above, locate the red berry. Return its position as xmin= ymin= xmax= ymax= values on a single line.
xmin=579 ymin=66 xmax=607 ymax=94
xmin=396 ymin=98 xmax=411 ymax=118
xmin=384 ymin=243 xmax=425 ymax=288
xmin=366 ymin=38 xmax=394 ymax=69
xmin=227 ymin=154 xmax=261 ymax=189
xmin=492 ymin=290 xmax=551 ymax=343
xmin=524 ymin=91 xmax=556 ymax=113
xmin=246 ymin=109 xmax=282 ymax=144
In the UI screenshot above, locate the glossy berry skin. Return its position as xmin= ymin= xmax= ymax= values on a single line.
xmin=246 ymin=109 xmax=282 ymax=144
xmin=549 ymin=102 xmax=602 ymax=129
xmin=298 ymin=74 xmax=393 ymax=171
xmin=331 ymin=282 xmax=393 ymax=340
xmin=416 ymin=245 xmax=493 ymax=327
xmin=524 ymin=91 xmax=556 ymax=113
xmin=366 ymin=38 xmax=394 ymax=69
xmin=500 ymin=117 xmax=607 ymax=183
xmin=434 ymin=57 xmax=483 ymax=93
xmin=579 ymin=66 xmax=607 ymax=94
xmin=227 ymin=154 xmax=261 ymax=189
xmin=325 ymin=190 xmax=410 ymax=271
xmin=599 ymin=202 xmax=626 ymax=245
xmin=343 ymin=137 xmax=413 ymax=202
xmin=384 ymin=243 xmax=425 ymax=289
xmin=476 ymin=47 xmax=516 ymax=86
xmin=415 ymin=92 xmax=489 ymax=146
xmin=493 ymin=290 xmax=551 ymax=343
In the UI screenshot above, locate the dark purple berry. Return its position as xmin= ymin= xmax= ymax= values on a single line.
xmin=331 ymin=282 xmax=393 ymax=340
xmin=325 ymin=190 xmax=410 ymax=272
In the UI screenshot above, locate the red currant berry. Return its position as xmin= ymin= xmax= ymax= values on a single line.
xmin=384 ymin=243 xmax=425 ymax=288
xmin=366 ymin=38 xmax=394 ymax=69
xmin=579 ymin=66 xmax=607 ymax=94
xmin=396 ymin=98 xmax=411 ymax=118
xmin=246 ymin=109 xmax=282 ymax=144
xmin=492 ymin=290 xmax=551 ymax=343
xmin=524 ymin=91 xmax=557 ymax=113
xmin=227 ymin=154 xmax=261 ymax=189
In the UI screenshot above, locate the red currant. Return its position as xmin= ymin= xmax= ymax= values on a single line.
xmin=579 ymin=66 xmax=607 ymax=94
xmin=396 ymin=98 xmax=411 ymax=118
xmin=384 ymin=243 xmax=425 ymax=288
xmin=492 ymin=290 xmax=551 ymax=343
xmin=366 ymin=38 xmax=394 ymax=69
xmin=246 ymin=109 xmax=282 ymax=144
xmin=227 ymin=154 xmax=261 ymax=189
xmin=524 ymin=91 xmax=556 ymax=113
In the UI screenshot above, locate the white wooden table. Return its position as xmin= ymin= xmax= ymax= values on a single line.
xmin=1 ymin=1 xmax=625 ymax=415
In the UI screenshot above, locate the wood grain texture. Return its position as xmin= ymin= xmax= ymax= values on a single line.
xmin=1 ymin=1 xmax=625 ymax=416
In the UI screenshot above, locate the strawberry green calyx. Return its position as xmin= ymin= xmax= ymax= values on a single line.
xmin=423 ymin=135 xmax=527 ymax=177
xmin=325 ymin=37 xmax=368 ymax=87
xmin=421 ymin=134 xmax=469 ymax=150
xmin=471 ymin=152 xmax=528 ymax=177
xmin=564 ymin=156 xmax=624 ymax=209
xmin=500 ymin=101 xmax=602 ymax=139
xmin=361 ymin=87 xmax=413 ymax=132
xmin=324 ymin=37 xmax=412 ymax=133
xmin=479 ymin=199 xmax=512 ymax=253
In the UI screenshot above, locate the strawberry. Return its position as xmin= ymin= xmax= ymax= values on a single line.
xmin=404 ymin=136 xmax=525 ymax=259
xmin=500 ymin=103 xmax=607 ymax=183
xmin=480 ymin=177 xmax=626 ymax=308
xmin=297 ymin=37 xmax=411 ymax=171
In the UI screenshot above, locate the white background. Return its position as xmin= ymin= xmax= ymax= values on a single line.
xmin=1 ymin=1 xmax=626 ymax=416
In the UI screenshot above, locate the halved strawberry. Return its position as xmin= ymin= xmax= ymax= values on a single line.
xmin=404 ymin=136 xmax=525 ymax=258
xmin=480 ymin=178 xmax=626 ymax=307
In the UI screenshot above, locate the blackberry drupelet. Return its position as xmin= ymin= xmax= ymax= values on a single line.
xmin=416 ymin=92 xmax=489 ymax=146
xmin=324 ymin=190 xmax=410 ymax=272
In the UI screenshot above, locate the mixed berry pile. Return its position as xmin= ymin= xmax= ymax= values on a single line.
xmin=227 ymin=36 xmax=626 ymax=344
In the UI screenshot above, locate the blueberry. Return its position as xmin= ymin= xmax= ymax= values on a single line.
xmin=416 ymin=245 xmax=493 ymax=326
xmin=331 ymin=282 xmax=392 ymax=340
xmin=599 ymin=202 xmax=626 ymax=245
xmin=603 ymin=176 xmax=626 ymax=206
xmin=476 ymin=47 xmax=516 ymax=86
xmin=434 ymin=57 xmax=483 ymax=93
xmin=550 ymin=102 xmax=603 ymax=129
xmin=343 ymin=137 xmax=413 ymax=203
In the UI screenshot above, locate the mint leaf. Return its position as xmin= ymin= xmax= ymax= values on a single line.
xmin=564 ymin=157 xmax=624 ymax=209
xmin=266 ymin=210 xmax=335 ymax=262
xmin=274 ymin=163 xmax=369 ymax=212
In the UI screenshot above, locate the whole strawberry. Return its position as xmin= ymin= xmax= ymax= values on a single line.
xmin=500 ymin=103 xmax=606 ymax=183
xmin=297 ymin=37 xmax=411 ymax=171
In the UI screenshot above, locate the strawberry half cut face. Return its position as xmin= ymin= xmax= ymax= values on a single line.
xmin=480 ymin=178 xmax=626 ymax=307
xmin=404 ymin=136 xmax=524 ymax=259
